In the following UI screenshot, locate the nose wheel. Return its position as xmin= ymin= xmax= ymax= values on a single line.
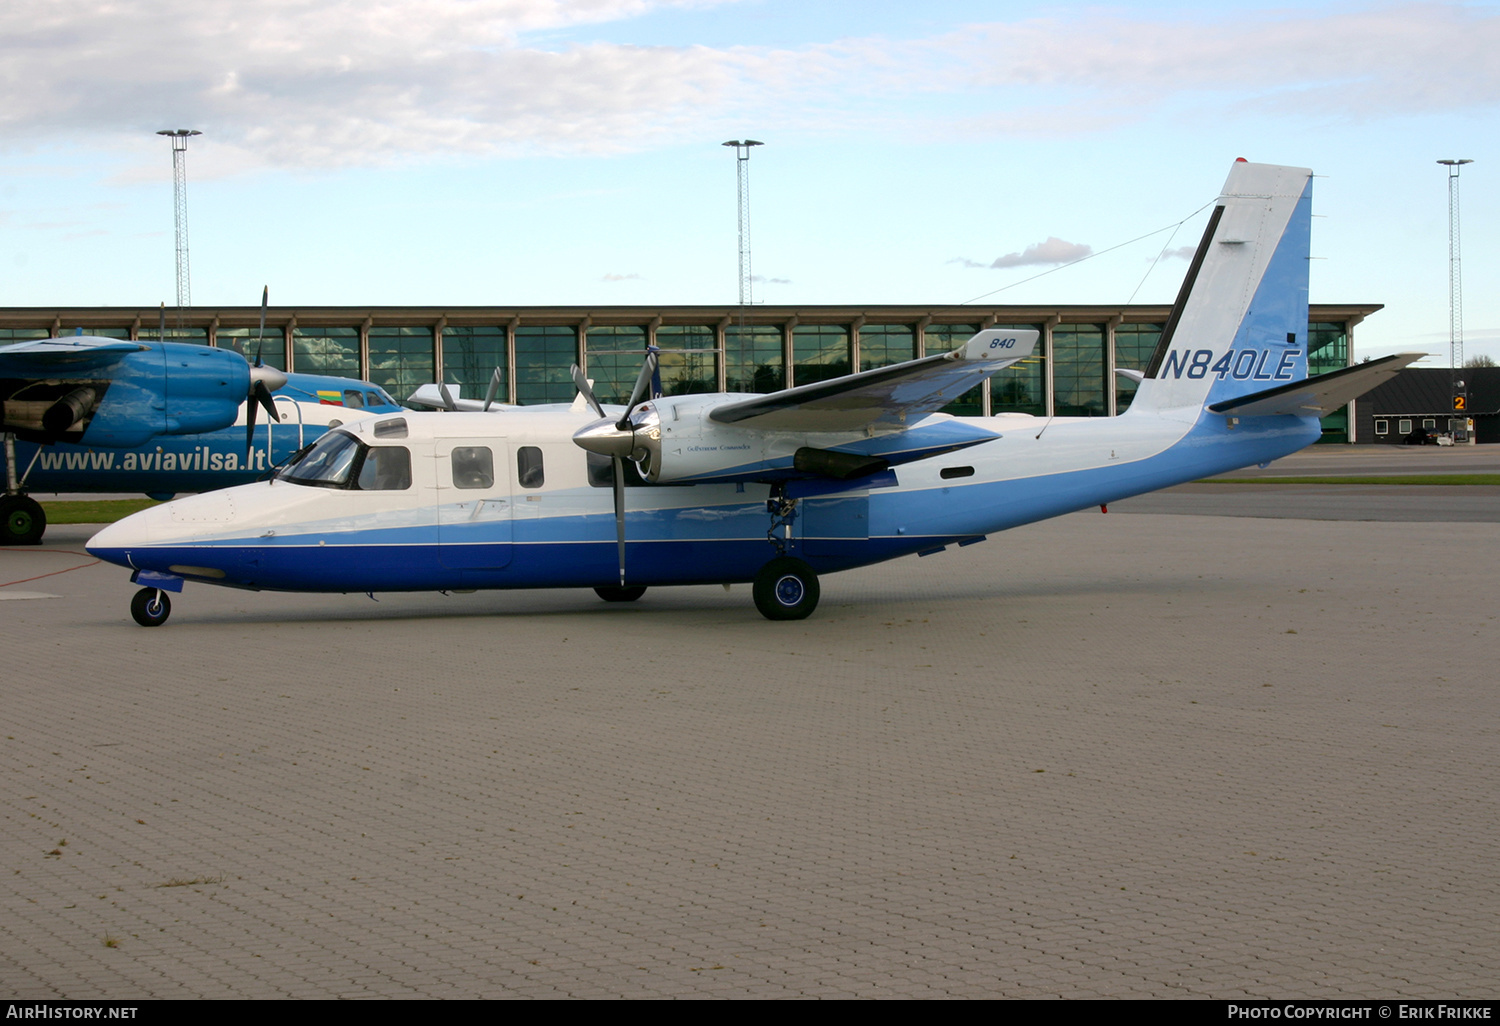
xmin=752 ymin=557 xmax=820 ymax=621
xmin=130 ymin=587 xmax=172 ymax=627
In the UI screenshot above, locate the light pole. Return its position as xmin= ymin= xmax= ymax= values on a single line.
xmin=157 ymin=129 xmax=202 ymax=331
xmin=722 ymin=140 xmax=763 ymax=307
xmin=1438 ymin=159 xmax=1473 ymax=420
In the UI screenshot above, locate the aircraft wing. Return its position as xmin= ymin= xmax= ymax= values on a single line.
xmin=0 ymin=336 xmax=146 ymax=371
xmin=709 ymin=329 xmax=1039 ymax=433
xmin=1208 ymin=352 xmax=1425 ymax=417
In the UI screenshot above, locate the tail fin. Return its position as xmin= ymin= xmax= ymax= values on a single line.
xmin=1131 ymin=160 xmax=1312 ymax=412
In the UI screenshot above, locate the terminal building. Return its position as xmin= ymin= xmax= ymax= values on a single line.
xmin=1 ymin=302 xmax=1381 ymax=442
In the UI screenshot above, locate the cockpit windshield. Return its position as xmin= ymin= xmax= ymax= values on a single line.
xmin=281 ymin=430 xmax=411 ymax=490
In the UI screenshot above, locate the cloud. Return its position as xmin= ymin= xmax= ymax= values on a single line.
xmin=1 ymin=2 xmax=1497 ymax=173
xmin=0 ymin=0 xmax=754 ymax=169
xmin=602 ymin=273 xmax=642 ymax=281
xmin=958 ymin=237 xmax=1092 ymax=270
xmin=750 ymin=275 xmax=790 ymax=285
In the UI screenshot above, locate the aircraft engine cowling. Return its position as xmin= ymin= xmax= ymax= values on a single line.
xmin=574 ymin=397 xmax=795 ymax=485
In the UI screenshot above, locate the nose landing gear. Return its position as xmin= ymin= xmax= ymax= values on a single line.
xmin=130 ymin=587 xmax=171 ymax=627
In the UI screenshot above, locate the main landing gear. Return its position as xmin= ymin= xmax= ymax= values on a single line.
xmin=0 ymin=494 xmax=45 ymax=546
xmin=2 ymin=431 xmax=45 ymax=545
xmin=752 ymin=557 xmax=820 ymax=621
xmin=130 ymin=587 xmax=172 ymax=627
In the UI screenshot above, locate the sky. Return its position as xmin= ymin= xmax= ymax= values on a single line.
xmin=1 ymin=0 xmax=1496 ymax=364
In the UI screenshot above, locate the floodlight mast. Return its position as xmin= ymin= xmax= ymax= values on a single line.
xmin=157 ymin=129 xmax=202 ymax=332
xmin=722 ymin=140 xmax=763 ymax=307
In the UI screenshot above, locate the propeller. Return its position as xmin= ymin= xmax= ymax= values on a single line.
xmin=243 ymin=286 xmax=286 ymax=455
xmin=570 ymin=351 xmax=659 ymax=585
xmin=482 ymin=367 xmax=504 ymax=412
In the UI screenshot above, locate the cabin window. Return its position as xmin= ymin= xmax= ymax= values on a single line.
xmin=356 ymin=446 xmax=411 ymax=490
xmin=1375 ymin=419 xmax=1388 ymax=436
xmin=373 ymin=417 xmax=407 ymax=439
xmin=517 ymin=446 xmax=545 ymax=489
xmin=343 ymin=390 xmax=366 ymax=409
xmin=940 ymin=466 xmax=975 ymax=479
xmin=451 ymin=447 xmax=494 ymax=489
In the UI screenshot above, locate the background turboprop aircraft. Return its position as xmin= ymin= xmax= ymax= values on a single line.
xmin=0 ymin=333 xmax=401 ymax=543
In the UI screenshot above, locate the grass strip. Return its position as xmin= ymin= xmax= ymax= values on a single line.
xmin=1197 ymin=474 xmax=1500 ymax=486
xmin=41 ymin=499 xmax=162 ymax=524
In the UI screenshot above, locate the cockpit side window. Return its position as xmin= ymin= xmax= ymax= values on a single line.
xmin=356 ymin=446 xmax=412 ymax=490
xmin=343 ymin=390 xmax=366 ymax=409
xmin=283 ymin=430 xmax=360 ymax=487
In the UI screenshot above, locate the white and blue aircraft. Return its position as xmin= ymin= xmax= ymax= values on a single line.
xmin=87 ymin=161 xmax=1420 ymax=626
xmin=0 ymin=333 xmax=402 ymax=543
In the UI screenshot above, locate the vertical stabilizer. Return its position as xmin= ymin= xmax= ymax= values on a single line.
xmin=1132 ymin=161 xmax=1312 ymax=412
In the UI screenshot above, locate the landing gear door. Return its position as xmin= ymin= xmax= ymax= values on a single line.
xmin=435 ymin=439 xmax=513 ymax=569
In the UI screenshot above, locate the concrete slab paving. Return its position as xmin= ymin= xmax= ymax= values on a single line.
xmin=2 ymin=494 xmax=1497 ymax=999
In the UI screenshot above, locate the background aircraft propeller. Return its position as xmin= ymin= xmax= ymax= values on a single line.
xmin=243 ymin=286 xmax=287 ymax=454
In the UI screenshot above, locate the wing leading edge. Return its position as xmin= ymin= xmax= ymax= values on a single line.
xmin=708 ymin=329 xmax=1039 ymax=433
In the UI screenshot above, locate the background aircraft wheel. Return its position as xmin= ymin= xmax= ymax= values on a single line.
xmin=752 ymin=557 xmax=820 ymax=621
xmin=130 ymin=588 xmax=171 ymax=627
xmin=594 ymin=585 xmax=647 ymax=602
xmin=0 ymin=495 xmax=46 ymax=545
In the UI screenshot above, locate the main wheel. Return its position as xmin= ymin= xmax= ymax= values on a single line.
xmin=594 ymin=585 xmax=647 ymax=602
xmin=0 ymin=495 xmax=45 ymax=545
xmin=752 ymin=557 xmax=820 ymax=621
xmin=130 ymin=587 xmax=171 ymax=627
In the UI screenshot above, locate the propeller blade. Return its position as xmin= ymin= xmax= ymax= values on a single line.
xmin=483 ymin=367 xmax=503 ymax=412
xmin=255 ymin=286 xmax=268 ymax=366
xmin=571 ymin=364 xmax=604 ymax=419
xmin=245 ymin=388 xmax=258 ymax=456
xmin=617 ymin=352 xmax=658 ymax=429
xmin=613 ymin=454 xmax=627 ymax=586
xmin=438 ymin=382 xmax=458 ymax=412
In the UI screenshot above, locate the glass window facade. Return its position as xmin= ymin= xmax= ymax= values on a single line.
xmin=586 ymin=325 xmax=649 ymax=406
xmin=367 ymin=326 xmax=434 ymax=403
xmin=218 ymin=327 xmax=287 ymax=370
xmin=1308 ymin=322 xmax=1351 ymax=442
xmin=293 ymin=326 xmax=360 ymax=378
xmin=514 ymin=325 xmax=578 ymax=405
xmin=985 ymin=324 xmax=1047 ymax=417
xmin=655 ymin=325 xmax=717 ymax=396
xmin=138 ymin=325 xmax=209 ymax=345
xmin=860 ymin=324 xmax=915 ymax=372
xmin=1113 ymin=323 xmax=1163 ymax=414
xmin=1052 ymin=323 xmax=1107 ymax=417
xmin=0 ymin=328 xmax=52 ymax=341
xmin=442 ymin=326 xmax=507 ymax=406
xmin=792 ymin=324 xmax=849 ymax=387
xmin=725 ymin=324 xmax=783 ymax=393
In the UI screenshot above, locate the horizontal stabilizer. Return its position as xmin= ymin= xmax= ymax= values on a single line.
xmin=1208 ymin=352 xmax=1425 ymax=417
xmin=710 ymin=329 xmax=1038 ymax=433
